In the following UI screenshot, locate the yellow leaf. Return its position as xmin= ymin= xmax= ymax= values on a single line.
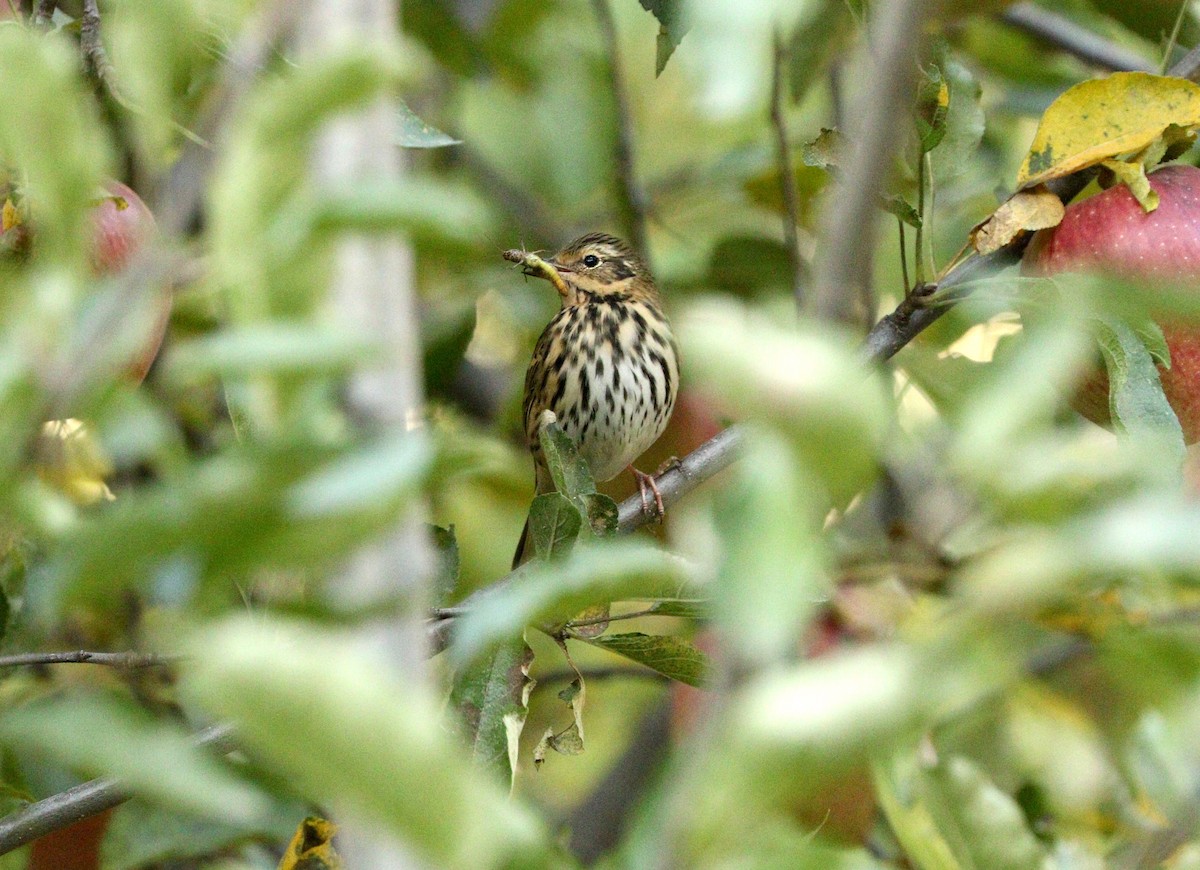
xmin=1 ymin=198 xmax=19 ymax=232
xmin=970 ymin=186 xmax=1065 ymax=255
xmin=35 ymin=419 xmax=114 ymax=506
xmin=1017 ymin=72 xmax=1200 ymax=188
xmin=277 ymin=816 xmax=341 ymax=870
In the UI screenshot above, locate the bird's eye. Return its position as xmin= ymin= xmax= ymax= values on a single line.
xmin=582 ymin=254 xmax=601 ymax=268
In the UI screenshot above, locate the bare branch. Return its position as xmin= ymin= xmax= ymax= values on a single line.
xmin=811 ymin=0 xmax=934 ymax=325
xmin=769 ymin=28 xmax=806 ymax=308
xmin=591 ymin=0 xmax=650 ymax=258
xmin=1000 ymin=3 xmax=1156 ymax=73
xmin=0 ymin=650 xmax=177 ymax=669
xmin=0 ymin=724 xmax=235 ymax=856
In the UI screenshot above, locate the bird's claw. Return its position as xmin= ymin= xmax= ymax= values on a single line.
xmin=631 ymin=467 xmax=666 ymax=523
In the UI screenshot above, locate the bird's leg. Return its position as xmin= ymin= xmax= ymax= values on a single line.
xmin=629 ymin=465 xmax=666 ymax=522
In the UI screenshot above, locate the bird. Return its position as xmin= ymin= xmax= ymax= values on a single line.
xmin=507 ymin=233 xmax=679 ymax=567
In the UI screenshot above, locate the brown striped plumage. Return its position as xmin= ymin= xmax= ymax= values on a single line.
xmin=512 ymin=233 xmax=679 ymax=566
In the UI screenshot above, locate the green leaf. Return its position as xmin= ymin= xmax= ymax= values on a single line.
xmin=0 ymin=26 xmax=108 ymax=264
xmin=681 ymin=302 xmax=889 ymax=504
xmin=872 ymin=751 xmax=963 ymax=870
xmin=647 ymin=598 xmax=710 ymax=618
xmin=715 ymin=429 xmax=828 ymax=666
xmin=287 ymin=432 xmax=432 ymax=518
xmin=581 ymin=492 xmax=619 ymax=537
xmin=0 ymin=692 xmax=269 ymax=824
xmin=528 ymin=492 xmax=583 ymax=560
xmin=431 ymin=524 xmax=461 ymax=609
xmin=929 ymin=54 xmax=986 ymax=187
xmin=916 ymin=63 xmax=950 ymax=153
xmin=637 ymin=0 xmax=688 ymax=75
xmin=1093 ymin=315 xmax=1185 ymax=461
xmin=882 ymin=194 xmax=922 ymax=228
xmin=310 ymin=178 xmax=493 ymax=245
xmin=397 ymin=100 xmax=461 ymax=148
xmin=163 ymin=326 xmax=374 ymax=383
xmin=449 ymin=637 xmax=535 ymax=787
xmin=100 ymin=797 xmax=299 ymax=870
xmin=787 ymin=0 xmax=854 ymax=104
xmin=183 ymin=617 xmax=551 ymax=867
xmin=539 ymin=416 xmax=597 ymax=501
xmin=449 ymin=541 xmax=692 ymax=668
xmin=579 ymin=632 xmax=708 ymax=687
xmin=927 ymin=755 xmax=1048 ymax=870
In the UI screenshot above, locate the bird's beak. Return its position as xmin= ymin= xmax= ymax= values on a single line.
xmin=546 ymin=259 xmax=575 ymax=274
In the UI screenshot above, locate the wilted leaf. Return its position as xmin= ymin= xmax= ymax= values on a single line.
xmin=971 ymin=187 xmax=1065 ymax=255
xmin=1017 ymin=73 xmax=1200 ymax=188
xmin=278 ymin=816 xmax=341 ymax=870
xmin=579 ymin=632 xmax=708 ymax=687
xmin=450 ymin=637 xmax=535 ymax=787
xmin=533 ymin=676 xmax=585 ymax=766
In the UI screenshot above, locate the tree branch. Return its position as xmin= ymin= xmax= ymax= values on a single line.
xmin=770 ymin=28 xmax=806 ymax=309
xmin=0 ymin=723 xmax=235 ymax=856
xmin=0 ymin=650 xmax=177 ymax=669
xmin=1000 ymin=3 xmax=1156 ymax=73
xmin=860 ymin=37 xmax=1200 ymax=365
xmin=591 ymin=0 xmax=650 ymax=258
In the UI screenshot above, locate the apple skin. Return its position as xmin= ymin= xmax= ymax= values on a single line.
xmin=1025 ymin=164 xmax=1200 ymax=443
xmin=90 ymin=181 xmax=168 ymax=383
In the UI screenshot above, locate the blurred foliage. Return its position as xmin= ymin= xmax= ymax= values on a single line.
xmin=1 ymin=0 xmax=1200 ymax=867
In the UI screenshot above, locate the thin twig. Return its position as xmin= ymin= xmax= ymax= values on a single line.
xmin=0 ymin=723 xmax=236 ymax=856
xmin=770 ymin=28 xmax=806 ymax=308
xmin=1001 ymin=2 xmax=1156 ymax=73
xmin=0 ymin=650 xmax=178 ymax=669
xmin=811 ymin=0 xmax=934 ymax=325
xmin=590 ymin=0 xmax=650 ymax=258
xmin=78 ymin=0 xmax=113 ymax=86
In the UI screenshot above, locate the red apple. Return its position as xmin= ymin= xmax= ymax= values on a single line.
xmin=90 ymin=180 xmax=169 ymax=383
xmin=1024 ymin=164 xmax=1200 ymax=442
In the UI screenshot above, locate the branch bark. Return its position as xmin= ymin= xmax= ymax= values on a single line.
xmin=0 ymin=650 xmax=176 ymax=669
xmin=0 ymin=724 xmax=235 ymax=856
xmin=1000 ymin=3 xmax=1156 ymax=73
